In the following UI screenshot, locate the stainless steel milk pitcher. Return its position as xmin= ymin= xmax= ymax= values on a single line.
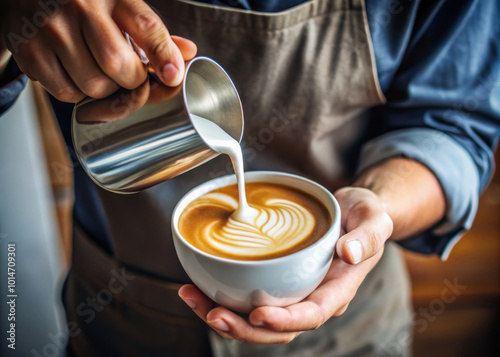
xmin=71 ymin=57 xmax=244 ymax=193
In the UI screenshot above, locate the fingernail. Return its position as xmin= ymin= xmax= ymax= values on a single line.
xmin=347 ymin=240 xmax=363 ymax=264
xmin=160 ymin=63 xmax=179 ymax=83
xmin=252 ymin=320 xmax=265 ymax=327
xmin=208 ymin=318 xmax=230 ymax=332
xmin=179 ymin=295 xmax=196 ymax=309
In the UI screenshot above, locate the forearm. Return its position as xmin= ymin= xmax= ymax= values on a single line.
xmin=353 ymin=158 xmax=446 ymax=241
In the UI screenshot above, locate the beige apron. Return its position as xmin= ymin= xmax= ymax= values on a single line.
xmin=63 ymin=0 xmax=412 ymax=355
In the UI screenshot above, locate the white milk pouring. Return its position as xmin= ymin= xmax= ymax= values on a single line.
xmin=190 ymin=114 xmax=257 ymax=220
xmin=189 ymin=115 xmax=315 ymax=258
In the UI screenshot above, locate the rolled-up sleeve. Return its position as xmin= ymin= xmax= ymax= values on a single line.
xmin=356 ymin=128 xmax=480 ymax=259
xmin=0 ymin=57 xmax=27 ymax=116
xmin=363 ymin=0 xmax=500 ymax=259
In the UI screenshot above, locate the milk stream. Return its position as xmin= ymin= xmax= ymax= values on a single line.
xmin=188 ymin=114 xmax=319 ymax=258
xmin=190 ymin=114 xmax=258 ymax=221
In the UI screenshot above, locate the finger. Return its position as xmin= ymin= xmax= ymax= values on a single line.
xmin=250 ymin=302 xmax=324 ymax=332
xmin=75 ymin=81 xmax=150 ymax=124
xmin=336 ymin=208 xmax=392 ymax=265
xmin=248 ymin=280 xmax=347 ymax=332
xmin=179 ymin=285 xmax=299 ymax=343
xmin=15 ymin=49 xmax=85 ymax=102
xmin=178 ymin=285 xmax=234 ymax=339
xmin=206 ymin=307 xmax=300 ymax=344
xmin=113 ymin=0 xmax=185 ymax=86
xmin=249 ymin=302 xmax=348 ymax=332
xmin=171 ymin=36 xmax=197 ymax=61
xmin=54 ymin=31 xmax=119 ymax=99
xmin=178 ymin=284 xmax=216 ymax=320
xmin=334 ymin=187 xmax=393 ymax=264
xmin=336 ymin=303 xmax=350 ymax=316
xmin=81 ymin=10 xmax=147 ymax=89
xmin=146 ymin=78 xmax=181 ymax=104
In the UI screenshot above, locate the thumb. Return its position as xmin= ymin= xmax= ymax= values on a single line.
xmin=336 ymin=208 xmax=393 ymax=265
xmin=114 ymin=0 xmax=185 ymax=86
xmin=171 ymin=36 xmax=198 ymax=61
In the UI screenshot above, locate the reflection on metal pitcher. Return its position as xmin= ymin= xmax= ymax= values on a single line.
xmin=72 ymin=57 xmax=244 ymax=193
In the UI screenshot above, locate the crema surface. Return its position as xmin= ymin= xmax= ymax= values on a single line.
xmin=179 ymin=182 xmax=331 ymax=260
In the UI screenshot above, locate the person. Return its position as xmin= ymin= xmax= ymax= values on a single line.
xmin=1 ymin=0 xmax=499 ymax=355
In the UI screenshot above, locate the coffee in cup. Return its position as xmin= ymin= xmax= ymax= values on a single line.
xmin=172 ymin=171 xmax=341 ymax=313
xmin=173 ymin=116 xmax=339 ymax=312
xmin=179 ymin=182 xmax=332 ymax=261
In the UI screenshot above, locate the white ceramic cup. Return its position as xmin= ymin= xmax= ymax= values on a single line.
xmin=172 ymin=171 xmax=341 ymax=313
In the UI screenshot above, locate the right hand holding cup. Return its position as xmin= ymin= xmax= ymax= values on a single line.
xmin=178 ymin=184 xmax=394 ymax=344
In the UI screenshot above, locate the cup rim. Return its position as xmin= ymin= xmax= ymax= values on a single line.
xmin=172 ymin=171 xmax=341 ymax=265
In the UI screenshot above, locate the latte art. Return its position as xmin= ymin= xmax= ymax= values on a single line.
xmin=179 ymin=183 xmax=331 ymax=260
xmin=197 ymin=194 xmax=315 ymax=258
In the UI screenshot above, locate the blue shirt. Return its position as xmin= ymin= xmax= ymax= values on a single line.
xmin=2 ymin=0 xmax=499 ymax=259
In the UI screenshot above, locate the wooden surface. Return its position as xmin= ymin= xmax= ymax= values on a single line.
xmin=403 ymin=151 xmax=500 ymax=356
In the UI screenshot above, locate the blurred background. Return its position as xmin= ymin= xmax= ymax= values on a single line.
xmin=1 ymin=82 xmax=499 ymax=356
xmin=404 ymin=152 xmax=500 ymax=355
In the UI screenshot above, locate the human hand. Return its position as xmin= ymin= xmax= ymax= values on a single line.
xmin=1 ymin=0 xmax=197 ymax=102
xmin=75 ymin=76 xmax=181 ymax=125
xmin=178 ymin=186 xmax=393 ymax=343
